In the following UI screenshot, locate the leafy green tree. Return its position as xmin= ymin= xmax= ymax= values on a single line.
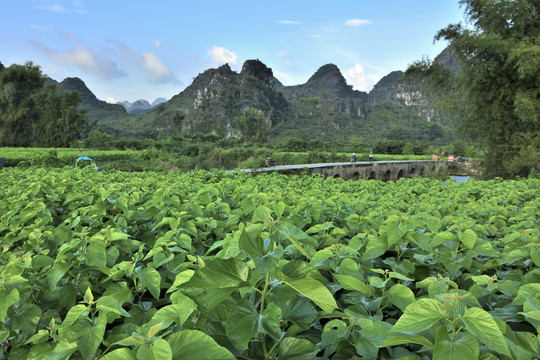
xmin=0 ymin=62 xmax=44 ymax=146
xmin=407 ymin=0 xmax=540 ymax=177
xmin=0 ymin=62 xmax=88 ymax=147
xmin=234 ymin=108 xmax=270 ymax=143
xmin=85 ymin=129 xmax=115 ymax=150
xmin=34 ymin=85 xmax=88 ymax=147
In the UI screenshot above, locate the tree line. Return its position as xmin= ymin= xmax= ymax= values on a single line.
xmin=406 ymin=0 xmax=539 ymax=178
xmin=0 ymin=61 xmax=88 ymax=147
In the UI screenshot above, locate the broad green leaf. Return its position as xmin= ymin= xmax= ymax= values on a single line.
xmin=386 ymin=215 xmax=402 ymax=247
xmin=357 ymin=322 xmax=392 ymax=359
xmin=102 ymin=282 xmax=132 ymax=304
xmin=253 ymin=245 xmax=284 ymax=274
xmin=137 ymin=266 xmax=162 ymax=299
xmin=279 ymin=275 xmax=338 ymax=313
xmin=240 ymin=197 xmax=256 ymax=215
xmin=152 ymin=338 xmax=172 ymax=360
xmin=462 ymin=307 xmax=510 ymax=357
xmin=270 ymin=286 xmax=318 ymax=329
xmin=86 ymin=240 xmax=107 ymax=267
xmin=433 ymin=332 xmax=479 ymax=360
xmin=136 ymin=345 xmax=153 ymax=360
xmin=274 ymin=201 xmax=286 ymax=218
xmin=503 ymin=249 xmax=529 ymax=265
xmin=460 ymin=229 xmax=477 ymax=249
xmin=501 ymin=321 xmax=540 ymax=357
xmin=224 ymin=301 xmax=256 ymax=350
xmin=167 ymin=330 xmax=235 ymax=359
xmin=167 ymin=270 xmax=195 ymax=293
xmin=113 ymin=335 xmax=146 ymax=347
xmin=252 ymin=205 xmax=272 ymax=224
xmin=108 ymin=229 xmax=130 ymax=241
xmin=354 ymin=334 xmax=378 ymax=359
xmin=43 ymin=339 xmax=78 ymax=360
xmin=238 ymin=223 xmax=266 ymax=259
xmin=387 ymin=284 xmax=416 ymax=311
xmin=431 ymin=232 xmax=457 ymax=248
xmin=47 ymin=261 xmax=72 ymax=291
xmin=321 ymin=319 xmax=348 ymax=354
xmin=277 ymin=337 xmax=318 ymax=360
xmin=77 ymin=313 xmax=107 ymax=360
xmin=391 ymin=298 xmax=444 ymax=333
xmin=388 ymin=272 xmax=414 ymax=282
xmin=275 ymin=222 xmax=316 ymax=258
xmin=362 ymin=235 xmax=388 ymax=261
xmin=470 ymin=275 xmax=496 ymax=286
xmin=183 ymin=259 xmax=249 ymax=289
xmin=0 ymin=288 xmax=19 ymax=322
xmin=31 ymin=254 xmax=54 ymax=268
xmin=427 ymin=217 xmax=442 ymax=233
xmin=335 ymin=274 xmax=373 ymax=296
xmin=147 ymin=320 xmax=165 ymax=339
xmin=25 ymin=329 xmax=50 ymax=345
xmin=380 ymin=335 xmax=434 ymax=349
xmin=181 ymin=287 xmax=236 ymax=311
xmin=60 ymin=304 xmax=89 ymax=328
xmin=12 ymin=303 xmax=42 ymax=334
xmin=170 ymin=291 xmax=197 ymax=327
xmin=100 ymin=348 xmax=136 ymax=360
xmin=259 ymin=302 xmax=282 ymax=340
xmin=306 ymin=222 xmax=334 ymax=234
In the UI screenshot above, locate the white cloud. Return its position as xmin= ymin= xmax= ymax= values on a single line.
xmin=154 ymin=40 xmax=172 ymax=51
xmin=141 ymin=52 xmax=176 ymax=84
xmin=34 ymin=1 xmax=86 ymax=14
xmin=104 ymin=97 xmax=120 ymax=104
xmin=276 ymin=51 xmax=292 ymax=64
xmin=208 ymin=46 xmax=238 ymax=65
xmin=273 ymin=71 xmax=296 ymax=86
xmin=278 ymin=20 xmax=302 ymax=25
xmin=345 ymin=64 xmax=373 ymax=92
xmin=29 ymin=40 xmax=126 ymax=78
xmin=108 ymin=39 xmax=178 ymax=84
xmin=345 ymin=19 xmax=372 ymax=27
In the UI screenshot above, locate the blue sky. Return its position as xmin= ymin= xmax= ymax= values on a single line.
xmin=1 ymin=0 xmax=466 ymax=103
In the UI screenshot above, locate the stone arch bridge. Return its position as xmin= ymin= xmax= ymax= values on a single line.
xmin=235 ymin=160 xmax=450 ymax=181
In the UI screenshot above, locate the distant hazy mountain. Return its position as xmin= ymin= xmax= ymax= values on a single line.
xmin=118 ymin=98 xmax=168 ymax=114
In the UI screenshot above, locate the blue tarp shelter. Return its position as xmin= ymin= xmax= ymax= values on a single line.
xmin=76 ymin=156 xmax=98 ymax=170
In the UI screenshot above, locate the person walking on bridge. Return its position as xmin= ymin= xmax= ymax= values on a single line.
xmin=369 ymin=152 xmax=373 ymax=163
xmin=351 ymin=153 xmax=357 ymax=163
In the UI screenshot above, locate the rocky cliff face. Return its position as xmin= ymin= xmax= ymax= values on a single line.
xmin=158 ymin=60 xmax=290 ymax=137
xmin=60 ymin=48 xmax=458 ymax=141
xmin=281 ymin=64 xmax=367 ymax=100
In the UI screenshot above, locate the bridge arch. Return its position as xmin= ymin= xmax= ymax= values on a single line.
xmin=410 ymin=168 xmax=417 ymax=177
xmin=383 ymin=170 xmax=392 ymax=182
xmin=397 ymin=169 xmax=405 ymax=180
xmin=368 ymin=171 xmax=378 ymax=180
xmin=352 ymin=172 xmax=360 ymax=180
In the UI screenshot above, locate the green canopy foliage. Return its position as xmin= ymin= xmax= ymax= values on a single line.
xmin=0 ymin=62 xmax=88 ymax=147
xmin=407 ymin=0 xmax=540 ymax=178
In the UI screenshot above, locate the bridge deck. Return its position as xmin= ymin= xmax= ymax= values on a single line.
xmin=232 ymin=160 xmax=437 ymax=173
xmin=228 ymin=160 xmax=449 ymax=181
